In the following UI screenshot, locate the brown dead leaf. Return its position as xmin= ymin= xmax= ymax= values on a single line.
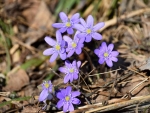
xmin=3 ymin=66 xmax=29 ymax=91
xmin=139 ymin=57 xmax=150 ymax=71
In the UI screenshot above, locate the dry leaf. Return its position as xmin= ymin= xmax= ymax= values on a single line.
xmin=139 ymin=57 xmax=150 ymax=71
xmin=3 ymin=66 xmax=29 ymax=91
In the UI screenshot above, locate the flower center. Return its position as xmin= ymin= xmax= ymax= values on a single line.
xmin=72 ymin=42 xmax=77 ymax=48
xmin=104 ymin=52 xmax=109 ymax=57
xmin=69 ymin=68 xmax=74 ymax=73
xmin=66 ymin=22 xmax=71 ymax=27
xmin=65 ymin=96 xmax=70 ymax=101
xmin=44 ymin=83 xmax=49 ymax=88
xmin=86 ymin=29 xmax=91 ymax=34
xmin=55 ymin=44 xmax=60 ymax=50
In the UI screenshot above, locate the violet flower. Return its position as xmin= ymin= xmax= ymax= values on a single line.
xmin=43 ymin=31 xmax=66 ymax=62
xmin=63 ymin=31 xmax=84 ymax=57
xmin=52 ymin=12 xmax=80 ymax=34
xmin=74 ymin=15 xmax=104 ymax=42
xmin=59 ymin=60 xmax=81 ymax=83
xmin=94 ymin=42 xmax=119 ymax=67
xmin=56 ymin=86 xmax=81 ymax=112
xmin=39 ymin=81 xmax=53 ymax=102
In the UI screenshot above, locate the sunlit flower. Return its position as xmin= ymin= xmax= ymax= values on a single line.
xmin=52 ymin=12 xmax=80 ymax=34
xmin=43 ymin=31 xmax=66 ymax=62
xmin=56 ymin=86 xmax=81 ymax=112
xmin=59 ymin=60 xmax=81 ymax=83
xmin=39 ymin=81 xmax=53 ymax=102
xmin=94 ymin=42 xmax=119 ymax=67
xmin=63 ymin=31 xmax=84 ymax=57
xmin=74 ymin=15 xmax=104 ymax=42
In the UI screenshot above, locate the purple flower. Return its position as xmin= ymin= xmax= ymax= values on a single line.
xmin=56 ymin=86 xmax=81 ymax=112
xmin=39 ymin=81 xmax=53 ymax=101
xmin=52 ymin=12 xmax=80 ymax=34
xmin=43 ymin=31 xmax=66 ymax=62
xmin=63 ymin=31 xmax=84 ymax=57
xmin=94 ymin=42 xmax=119 ymax=67
xmin=59 ymin=60 xmax=81 ymax=83
xmin=74 ymin=15 xmax=104 ymax=42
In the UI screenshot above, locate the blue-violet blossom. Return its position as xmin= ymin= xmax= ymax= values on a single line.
xmin=94 ymin=42 xmax=119 ymax=67
xmin=56 ymin=86 xmax=81 ymax=112
xmin=59 ymin=60 xmax=81 ymax=83
xmin=39 ymin=81 xmax=53 ymax=101
xmin=63 ymin=31 xmax=84 ymax=57
xmin=52 ymin=12 xmax=80 ymax=34
xmin=74 ymin=15 xmax=104 ymax=42
xmin=43 ymin=31 xmax=66 ymax=62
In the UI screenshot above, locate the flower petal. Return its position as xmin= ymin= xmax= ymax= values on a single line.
xmin=75 ymin=47 xmax=82 ymax=54
xmin=93 ymin=22 xmax=105 ymax=31
xmin=77 ymin=33 xmax=87 ymax=39
xmin=94 ymin=49 xmax=99 ymax=55
xmin=59 ymin=12 xmax=68 ymax=22
xmin=106 ymin=59 xmax=113 ymax=67
xmin=39 ymin=89 xmax=48 ymax=101
xmin=85 ymin=35 xmax=92 ymax=42
xmin=72 ymin=98 xmax=81 ymax=104
xmin=92 ymin=32 xmax=102 ymax=40
xmin=49 ymin=52 xmax=58 ymax=62
xmin=68 ymin=103 xmax=74 ymax=112
xmin=70 ymin=74 xmax=74 ymax=82
xmin=60 ymin=53 xmax=66 ymax=60
xmin=73 ymin=73 xmax=78 ymax=80
xmin=74 ymin=24 xmax=85 ymax=31
xmin=59 ymin=27 xmax=67 ymax=33
xmin=72 ymin=91 xmax=80 ymax=97
xmin=66 ymin=86 xmax=72 ymax=95
xmin=63 ymin=36 xmax=72 ymax=43
xmin=67 ymin=49 xmax=75 ymax=57
xmin=47 ymin=94 xmax=53 ymax=100
xmin=44 ymin=36 xmax=56 ymax=46
xmin=56 ymin=31 xmax=62 ymax=42
xmin=80 ymin=18 xmax=87 ymax=27
xmin=57 ymin=92 xmax=64 ymax=99
xmin=101 ymin=42 xmax=107 ymax=49
xmin=108 ymin=44 xmax=114 ymax=52
xmin=52 ymin=23 xmax=64 ymax=28
xmin=71 ymin=13 xmax=80 ymax=23
xmin=98 ymin=58 xmax=105 ymax=64
xmin=67 ymin=27 xmax=74 ymax=34
xmin=43 ymin=48 xmax=54 ymax=56
xmin=87 ymin=15 xmax=93 ymax=27
xmin=65 ymin=60 xmax=70 ymax=67
xmin=111 ymin=57 xmax=118 ymax=62
xmin=111 ymin=51 xmax=119 ymax=57
xmin=64 ymin=74 xmax=70 ymax=83
xmin=74 ymin=31 xmax=80 ymax=40
xmin=77 ymin=61 xmax=81 ymax=68
xmin=63 ymin=103 xmax=69 ymax=112
xmin=57 ymin=100 xmax=64 ymax=109
xmin=59 ymin=67 xmax=67 ymax=73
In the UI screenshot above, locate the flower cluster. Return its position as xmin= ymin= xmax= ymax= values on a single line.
xmin=40 ymin=11 xmax=119 ymax=112
xmin=94 ymin=42 xmax=119 ymax=67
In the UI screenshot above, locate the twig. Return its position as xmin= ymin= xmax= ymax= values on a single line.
xmin=100 ymin=8 xmax=150 ymax=31
xmin=89 ymin=68 xmax=121 ymax=76
xmin=85 ymin=95 xmax=150 ymax=113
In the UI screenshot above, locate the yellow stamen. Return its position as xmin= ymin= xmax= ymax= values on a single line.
xmin=55 ymin=44 xmax=60 ymax=50
xmin=69 ymin=68 xmax=74 ymax=73
xmin=65 ymin=96 xmax=70 ymax=101
xmin=86 ymin=29 xmax=91 ymax=34
xmin=44 ymin=83 xmax=49 ymax=88
xmin=66 ymin=22 xmax=71 ymax=27
xmin=104 ymin=52 xmax=109 ymax=57
xmin=72 ymin=42 xmax=77 ymax=48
